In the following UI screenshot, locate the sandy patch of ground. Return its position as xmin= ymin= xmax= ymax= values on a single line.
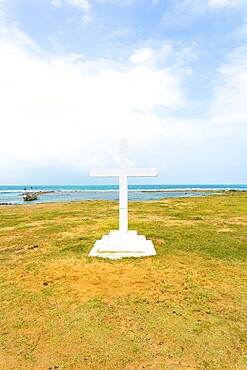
xmin=17 ymin=257 xmax=190 ymax=305
xmin=217 ymin=228 xmax=234 ymax=232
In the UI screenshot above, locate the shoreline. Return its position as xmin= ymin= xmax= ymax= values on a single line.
xmin=0 ymin=189 xmax=245 ymax=206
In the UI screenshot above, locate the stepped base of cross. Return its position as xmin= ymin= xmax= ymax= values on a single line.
xmin=88 ymin=230 xmax=156 ymax=259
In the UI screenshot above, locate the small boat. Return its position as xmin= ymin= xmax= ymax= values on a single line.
xmin=23 ymin=192 xmax=38 ymax=201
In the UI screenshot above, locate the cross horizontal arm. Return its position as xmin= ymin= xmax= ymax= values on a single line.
xmin=127 ymin=168 xmax=158 ymax=177
xmin=90 ymin=168 xmax=120 ymax=178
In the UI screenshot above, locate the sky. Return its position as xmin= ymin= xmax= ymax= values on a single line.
xmin=0 ymin=0 xmax=246 ymax=185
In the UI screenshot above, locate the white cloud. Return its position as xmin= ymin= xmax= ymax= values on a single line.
xmin=1 ymin=2 xmax=246 ymax=184
xmin=129 ymin=44 xmax=174 ymax=66
xmin=50 ymin=0 xmax=90 ymax=12
xmin=174 ymin=0 xmax=207 ymax=14
xmin=129 ymin=48 xmax=157 ymax=65
xmin=51 ymin=0 xmax=63 ymax=7
xmin=0 ymin=22 xmax=186 ymax=179
xmin=50 ymin=0 xmax=92 ymax=23
xmin=69 ymin=0 xmax=90 ymax=11
xmin=173 ymin=0 xmax=245 ymax=15
xmin=209 ymin=47 xmax=247 ymax=125
xmin=95 ymin=0 xmax=134 ymax=4
xmin=208 ymin=0 xmax=246 ymax=9
xmin=112 ymin=28 xmax=131 ymax=36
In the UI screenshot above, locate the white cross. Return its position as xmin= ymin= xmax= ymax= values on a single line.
xmin=90 ymin=139 xmax=158 ymax=234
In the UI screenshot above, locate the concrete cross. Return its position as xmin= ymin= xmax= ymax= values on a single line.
xmin=90 ymin=139 xmax=158 ymax=233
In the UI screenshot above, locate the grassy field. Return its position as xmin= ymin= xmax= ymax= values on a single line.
xmin=0 ymin=193 xmax=246 ymax=369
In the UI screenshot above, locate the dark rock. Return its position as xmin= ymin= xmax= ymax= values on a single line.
xmin=28 ymin=245 xmax=39 ymax=250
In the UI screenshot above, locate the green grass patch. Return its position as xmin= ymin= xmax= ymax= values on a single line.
xmin=0 ymin=194 xmax=246 ymax=369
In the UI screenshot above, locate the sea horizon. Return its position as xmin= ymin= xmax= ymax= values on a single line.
xmin=1 ymin=184 xmax=246 ymax=205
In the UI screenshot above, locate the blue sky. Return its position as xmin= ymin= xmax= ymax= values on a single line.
xmin=0 ymin=0 xmax=246 ymax=184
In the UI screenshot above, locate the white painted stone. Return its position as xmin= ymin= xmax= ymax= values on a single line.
xmin=88 ymin=230 xmax=156 ymax=259
xmin=89 ymin=139 xmax=158 ymax=259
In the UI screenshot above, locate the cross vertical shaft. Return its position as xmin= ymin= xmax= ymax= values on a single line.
xmin=119 ymin=139 xmax=128 ymax=233
xmin=89 ymin=139 xmax=158 ymax=236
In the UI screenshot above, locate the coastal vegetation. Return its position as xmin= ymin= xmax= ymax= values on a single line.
xmin=0 ymin=193 xmax=246 ymax=369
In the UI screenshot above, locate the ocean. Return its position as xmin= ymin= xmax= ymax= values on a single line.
xmin=0 ymin=184 xmax=246 ymax=205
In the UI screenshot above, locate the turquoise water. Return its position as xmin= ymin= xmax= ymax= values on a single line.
xmin=0 ymin=184 xmax=246 ymax=205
